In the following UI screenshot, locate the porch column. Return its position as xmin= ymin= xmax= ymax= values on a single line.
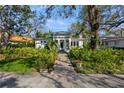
xmin=64 ymin=39 xmax=67 ymax=51
xmin=58 ymin=39 xmax=60 ymax=50
xmin=69 ymin=38 xmax=71 ymax=49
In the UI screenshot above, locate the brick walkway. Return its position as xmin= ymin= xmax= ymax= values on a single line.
xmin=0 ymin=53 xmax=124 ymax=88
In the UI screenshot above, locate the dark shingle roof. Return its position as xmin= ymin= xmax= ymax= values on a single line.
xmin=53 ymin=31 xmax=71 ymax=35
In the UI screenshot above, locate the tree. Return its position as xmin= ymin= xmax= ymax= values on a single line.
xmin=69 ymin=21 xmax=89 ymax=39
xmin=68 ymin=21 xmax=82 ymax=38
xmin=86 ymin=6 xmax=100 ymax=49
xmin=101 ymin=6 xmax=124 ymax=30
xmin=44 ymin=5 xmax=124 ymax=50
xmin=0 ymin=5 xmax=33 ymax=47
xmin=45 ymin=40 xmax=58 ymax=51
xmin=35 ymin=31 xmax=42 ymax=38
xmin=44 ymin=5 xmax=101 ymax=50
xmin=31 ymin=11 xmax=45 ymax=38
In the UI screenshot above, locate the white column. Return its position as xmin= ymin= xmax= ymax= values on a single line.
xmin=58 ymin=39 xmax=60 ymax=50
xmin=69 ymin=38 xmax=71 ymax=49
xmin=79 ymin=41 xmax=83 ymax=48
xmin=63 ymin=39 xmax=65 ymax=51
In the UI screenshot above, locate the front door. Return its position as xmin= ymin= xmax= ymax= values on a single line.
xmin=60 ymin=40 xmax=64 ymax=51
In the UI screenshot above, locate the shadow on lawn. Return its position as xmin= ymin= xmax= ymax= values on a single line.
xmin=0 ymin=57 xmax=35 ymax=67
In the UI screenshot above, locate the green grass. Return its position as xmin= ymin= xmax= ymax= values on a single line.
xmin=0 ymin=47 xmax=58 ymax=72
xmin=0 ymin=58 xmax=35 ymax=72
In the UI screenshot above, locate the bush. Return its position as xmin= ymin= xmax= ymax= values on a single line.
xmin=33 ymin=49 xmax=57 ymax=72
xmin=69 ymin=47 xmax=124 ymax=63
xmin=79 ymin=61 xmax=120 ymax=74
xmin=7 ymin=42 xmax=35 ymax=48
xmin=69 ymin=47 xmax=124 ymax=74
xmin=0 ymin=47 xmax=58 ymax=72
xmin=90 ymin=48 xmax=118 ymax=63
xmin=69 ymin=47 xmax=81 ymax=60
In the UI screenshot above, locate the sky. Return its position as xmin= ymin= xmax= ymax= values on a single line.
xmin=30 ymin=5 xmax=124 ymax=36
xmin=31 ymin=5 xmax=77 ymax=32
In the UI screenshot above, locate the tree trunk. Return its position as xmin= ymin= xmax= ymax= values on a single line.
xmin=1 ymin=31 xmax=9 ymax=48
xmin=87 ymin=5 xmax=100 ymax=50
xmin=90 ymin=34 xmax=100 ymax=50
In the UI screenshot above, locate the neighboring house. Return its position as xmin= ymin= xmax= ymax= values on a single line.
xmin=9 ymin=34 xmax=33 ymax=43
xmin=35 ymin=31 xmax=84 ymax=51
xmin=101 ymin=34 xmax=124 ymax=48
xmin=35 ymin=38 xmax=47 ymax=48
xmin=0 ymin=32 xmax=33 ymax=43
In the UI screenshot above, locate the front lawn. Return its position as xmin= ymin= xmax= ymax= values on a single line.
xmin=0 ymin=58 xmax=35 ymax=72
xmin=0 ymin=47 xmax=58 ymax=72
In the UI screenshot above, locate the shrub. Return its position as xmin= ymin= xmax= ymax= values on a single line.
xmin=69 ymin=47 xmax=81 ymax=60
xmin=69 ymin=47 xmax=124 ymax=74
xmin=90 ymin=48 xmax=118 ymax=63
xmin=0 ymin=47 xmax=58 ymax=72
xmin=7 ymin=42 xmax=35 ymax=48
xmin=33 ymin=49 xmax=57 ymax=73
xmin=69 ymin=48 xmax=123 ymax=63
xmin=79 ymin=61 xmax=123 ymax=74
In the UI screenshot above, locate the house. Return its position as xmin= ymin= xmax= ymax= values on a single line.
xmin=9 ymin=34 xmax=33 ymax=43
xmin=101 ymin=33 xmax=124 ymax=48
xmin=0 ymin=32 xmax=33 ymax=43
xmin=35 ymin=31 xmax=84 ymax=51
xmin=35 ymin=38 xmax=47 ymax=48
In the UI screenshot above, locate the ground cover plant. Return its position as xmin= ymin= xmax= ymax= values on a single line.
xmin=0 ymin=47 xmax=58 ymax=72
xmin=7 ymin=42 xmax=35 ymax=48
xmin=69 ymin=47 xmax=124 ymax=74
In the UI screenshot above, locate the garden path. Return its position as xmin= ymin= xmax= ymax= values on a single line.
xmin=0 ymin=52 xmax=124 ymax=88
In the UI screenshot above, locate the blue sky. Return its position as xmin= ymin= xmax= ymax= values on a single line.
xmin=30 ymin=5 xmax=124 ymax=36
xmin=45 ymin=18 xmax=76 ymax=32
xmin=31 ymin=5 xmax=77 ymax=32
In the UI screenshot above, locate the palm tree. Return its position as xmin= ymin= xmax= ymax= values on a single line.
xmin=45 ymin=40 xmax=58 ymax=51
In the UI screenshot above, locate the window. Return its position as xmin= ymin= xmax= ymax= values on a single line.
xmin=71 ymin=41 xmax=73 ymax=46
xmin=105 ymin=41 xmax=108 ymax=45
xmin=77 ymin=41 xmax=79 ymax=46
xmin=74 ymin=41 xmax=76 ymax=46
xmin=44 ymin=41 xmax=47 ymax=44
xmin=114 ymin=41 xmax=118 ymax=45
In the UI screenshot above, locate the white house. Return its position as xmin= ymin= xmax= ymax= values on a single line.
xmin=35 ymin=38 xmax=47 ymax=48
xmin=102 ymin=34 xmax=124 ymax=48
xmin=35 ymin=31 xmax=84 ymax=51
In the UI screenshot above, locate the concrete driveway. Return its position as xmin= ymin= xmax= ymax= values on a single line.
xmin=0 ymin=53 xmax=124 ymax=88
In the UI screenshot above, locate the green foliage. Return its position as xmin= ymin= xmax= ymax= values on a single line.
xmin=79 ymin=61 xmax=122 ymax=74
xmin=0 ymin=58 xmax=34 ymax=72
xmin=0 ymin=5 xmax=33 ymax=47
xmin=0 ymin=48 xmax=58 ymax=72
xmin=7 ymin=42 xmax=35 ymax=48
xmin=35 ymin=31 xmax=42 ymax=38
xmin=69 ymin=47 xmax=124 ymax=74
xmin=0 ymin=5 xmax=33 ymax=35
xmin=45 ymin=40 xmax=58 ymax=51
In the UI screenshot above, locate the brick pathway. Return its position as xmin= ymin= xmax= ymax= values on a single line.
xmin=0 ymin=52 xmax=124 ymax=88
